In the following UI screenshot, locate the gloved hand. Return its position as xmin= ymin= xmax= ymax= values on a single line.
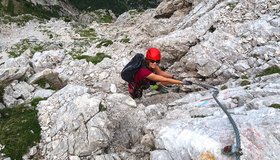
xmin=183 ymin=80 xmax=193 ymax=85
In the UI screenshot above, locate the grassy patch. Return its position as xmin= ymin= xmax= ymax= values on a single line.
xmin=73 ymin=52 xmax=111 ymax=65
xmin=269 ymin=104 xmax=280 ymax=109
xmin=256 ymin=66 xmax=280 ymax=77
xmin=34 ymin=78 xmax=48 ymax=89
xmin=34 ymin=78 xmax=51 ymax=89
xmin=30 ymin=97 xmax=46 ymax=107
xmin=7 ymin=39 xmax=46 ymax=58
xmin=96 ymin=39 xmax=113 ymax=48
xmin=76 ymin=28 xmax=97 ymax=39
xmin=0 ymin=104 xmax=41 ymax=160
xmin=240 ymin=80 xmax=250 ymax=86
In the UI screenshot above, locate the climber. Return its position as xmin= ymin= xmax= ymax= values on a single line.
xmin=127 ymin=47 xmax=192 ymax=98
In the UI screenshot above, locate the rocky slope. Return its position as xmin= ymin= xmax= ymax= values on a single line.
xmin=0 ymin=0 xmax=279 ymax=159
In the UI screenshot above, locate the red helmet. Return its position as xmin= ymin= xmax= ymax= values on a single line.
xmin=146 ymin=48 xmax=161 ymax=61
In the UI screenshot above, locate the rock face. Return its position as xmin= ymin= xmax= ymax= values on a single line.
xmin=0 ymin=0 xmax=279 ymax=159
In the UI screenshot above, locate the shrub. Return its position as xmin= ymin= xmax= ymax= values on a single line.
xmin=0 ymin=104 xmax=41 ymax=159
xmin=269 ymin=104 xmax=280 ymax=109
xmin=73 ymin=52 xmax=111 ymax=65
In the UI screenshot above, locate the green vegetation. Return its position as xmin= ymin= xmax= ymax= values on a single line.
xmin=68 ymin=0 xmax=159 ymax=16
xmin=62 ymin=16 xmax=72 ymax=23
xmin=0 ymin=14 xmax=40 ymax=26
xmin=34 ymin=78 xmax=55 ymax=90
xmin=94 ymin=10 xmax=113 ymax=23
xmin=256 ymin=66 xmax=280 ymax=77
xmin=120 ymin=35 xmax=130 ymax=43
xmin=128 ymin=10 xmax=139 ymax=16
xmin=30 ymin=97 xmax=46 ymax=107
xmin=34 ymin=78 xmax=49 ymax=88
xmin=0 ymin=1 xmax=4 ymax=13
xmin=241 ymin=75 xmax=248 ymax=79
xmin=76 ymin=28 xmax=97 ymax=39
xmin=98 ymin=103 xmax=107 ymax=112
xmin=220 ymin=85 xmax=228 ymax=90
xmin=240 ymin=80 xmax=251 ymax=86
xmin=6 ymin=0 xmax=15 ymax=16
xmin=0 ymin=85 xmax=4 ymax=103
xmin=96 ymin=39 xmax=113 ymax=48
xmin=1 ymin=0 xmax=60 ymax=20
xmin=7 ymin=39 xmax=46 ymax=58
xmin=73 ymin=52 xmax=111 ymax=65
xmin=0 ymin=104 xmax=41 ymax=160
xmin=269 ymin=104 xmax=280 ymax=109
xmin=227 ymin=2 xmax=237 ymax=10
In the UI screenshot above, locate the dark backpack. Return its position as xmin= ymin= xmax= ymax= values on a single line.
xmin=121 ymin=53 xmax=146 ymax=99
xmin=121 ymin=53 xmax=144 ymax=83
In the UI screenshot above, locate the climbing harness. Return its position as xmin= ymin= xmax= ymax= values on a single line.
xmin=192 ymin=82 xmax=243 ymax=160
